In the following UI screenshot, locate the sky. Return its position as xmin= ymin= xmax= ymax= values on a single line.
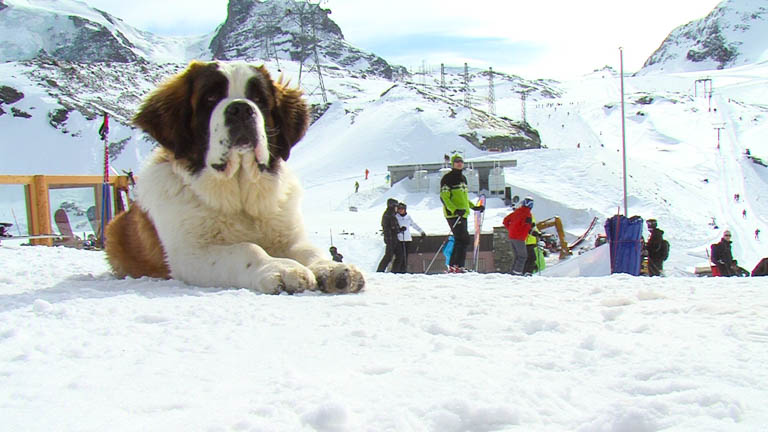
xmin=84 ymin=0 xmax=725 ymax=79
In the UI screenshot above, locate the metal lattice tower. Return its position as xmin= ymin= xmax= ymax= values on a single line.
xmin=260 ymin=6 xmax=282 ymax=71
xmin=289 ymin=0 xmax=328 ymax=103
xmin=440 ymin=63 xmax=446 ymax=98
xmin=520 ymin=89 xmax=530 ymax=125
xmin=463 ymin=63 xmax=471 ymax=108
xmin=488 ymin=67 xmax=496 ymax=116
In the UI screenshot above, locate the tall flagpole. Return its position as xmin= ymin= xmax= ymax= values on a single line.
xmin=619 ymin=47 xmax=628 ymax=217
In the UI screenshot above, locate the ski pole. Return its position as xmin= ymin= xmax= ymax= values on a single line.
xmin=424 ymin=216 xmax=463 ymax=274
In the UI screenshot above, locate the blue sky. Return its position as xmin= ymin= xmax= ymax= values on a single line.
xmin=87 ymin=0 xmax=724 ymax=79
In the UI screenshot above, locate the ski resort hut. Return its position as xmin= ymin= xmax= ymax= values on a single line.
xmin=413 ymin=168 xmax=429 ymax=193
xmin=488 ymin=163 xmax=506 ymax=196
xmin=465 ymin=165 xmax=480 ymax=194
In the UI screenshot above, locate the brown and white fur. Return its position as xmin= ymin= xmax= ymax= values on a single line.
xmin=105 ymin=61 xmax=364 ymax=294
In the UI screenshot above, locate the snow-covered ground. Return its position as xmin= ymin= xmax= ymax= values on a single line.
xmin=1 ymin=244 xmax=767 ymax=431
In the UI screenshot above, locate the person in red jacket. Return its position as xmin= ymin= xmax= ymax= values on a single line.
xmin=503 ymin=197 xmax=534 ymax=275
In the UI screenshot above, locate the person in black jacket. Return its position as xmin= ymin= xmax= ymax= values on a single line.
xmin=711 ymin=231 xmax=735 ymax=276
xmin=376 ymin=198 xmax=403 ymax=272
xmin=645 ymin=219 xmax=665 ymax=276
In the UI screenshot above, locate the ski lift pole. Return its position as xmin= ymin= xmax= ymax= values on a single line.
xmin=98 ymin=112 xmax=111 ymax=248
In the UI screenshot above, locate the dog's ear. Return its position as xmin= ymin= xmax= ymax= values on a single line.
xmin=133 ymin=62 xmax=207 ymax=156
xmin=271 ymin=80 xmax=309 ymax=162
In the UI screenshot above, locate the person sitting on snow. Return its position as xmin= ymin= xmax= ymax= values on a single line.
xmin=711 ymin=231 xmax=736 ymax=277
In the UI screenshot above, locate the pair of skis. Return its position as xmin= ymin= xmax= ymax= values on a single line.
xmin=472 ymin=194 xmax=486 ymax=272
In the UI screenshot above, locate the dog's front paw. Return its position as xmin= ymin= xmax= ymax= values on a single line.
xmin=256 ymin=259 xmax=317 ymax=294
xmin=309 ymin=261 xmax=365 ymax=294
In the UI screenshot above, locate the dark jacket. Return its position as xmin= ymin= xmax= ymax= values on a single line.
xmin=646 ymin=228 xmax=665 ymax=261
xmin=381 ymin=199 xmax=401 ymax=244
xmin=711 ymin=239 xmax=733 ymax=266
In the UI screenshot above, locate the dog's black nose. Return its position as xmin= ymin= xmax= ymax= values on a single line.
xmin=225 ymin=102 xmax=254 ymax=120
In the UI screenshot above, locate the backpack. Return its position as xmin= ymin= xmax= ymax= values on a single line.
xmin=660 ymin=239 xmax=670 ymax=261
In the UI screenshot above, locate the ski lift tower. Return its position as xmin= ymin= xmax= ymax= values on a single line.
xmin=260 ymin=6 xmax=282 ymax=71
xmin=520 ymin=89 xmax=531 ymax=125
xmin=288 ymin=0 xmax=328 ymax=104
xmin=440 ymin=63 xmax=446 ymax=98
xmin=487 ymin=67 xmax=496 ymax=116
xmin=695 ymin=78 xmax=713 ymax=112
xmin=463 ymin=63 xmax=471 ymax=108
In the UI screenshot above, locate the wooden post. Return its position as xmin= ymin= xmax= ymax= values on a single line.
xmin=30 ymin=175 xmax=52 ymax=246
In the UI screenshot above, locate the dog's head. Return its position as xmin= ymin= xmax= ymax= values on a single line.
xmin=134 ymin=61 xmax=309 ymax=176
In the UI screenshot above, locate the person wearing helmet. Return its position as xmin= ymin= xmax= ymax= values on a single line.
xmin=329 ymin=246 xmax=343 ymax=263
xmin=376 ymin=198 xmax=403 ymax=272
xmin=393 ymin=202 xmax=426 ymax=273
xmin=440 ymin=154 xmax=485 ymax=273
xmin=644 ymin=218 xmax=665 ymax=276
xmin=502 ymin=197 xmax=535 ymax=275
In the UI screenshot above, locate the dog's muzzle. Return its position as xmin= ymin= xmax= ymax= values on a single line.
xmin=225 ymin=101 xmax=260 ymax=149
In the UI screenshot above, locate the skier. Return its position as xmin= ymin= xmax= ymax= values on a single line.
xmin=393 ymin=202 xmax=426 ymax=273
xmin=440 ymin=154 xmax=485 ymax=273
xmin=329 ymin=246 xmax=343 ymax=263
xmin=354 ymin=181 xmax=359 ymax=193
xmin=711 ymin=231 xmax=735 ymax=277
xmin=644 ymin=219 xmax=666 ymax=276
xmin=743 ymin=209 xmax=747 ymax=219
xmin=503 ymin=197 xmax=534 ymax=275
xmin=365 ymin=168 xmax=370 ymax=180
xmin=756 ymin=228 xmax=761 ymax=240
xmin=376 ymin=198 xmax=402 ymax=272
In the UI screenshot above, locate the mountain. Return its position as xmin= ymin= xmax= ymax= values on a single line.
xmin=641 ymin=0 xmax=768 ymax=73
xmin=0 ymin=0 xmax=404 ymax=79
xmin=208 ymin=0 xmax=406 ymax=80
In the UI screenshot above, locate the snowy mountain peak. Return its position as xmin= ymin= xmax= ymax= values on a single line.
xmin=208 ymin=0 xmax=405 ymax=80
xmin=641 ymin=0 xmax=768 ymax=73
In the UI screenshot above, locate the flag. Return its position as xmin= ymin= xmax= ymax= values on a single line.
xmin=98 ymin=112 xmax=109 ymax=140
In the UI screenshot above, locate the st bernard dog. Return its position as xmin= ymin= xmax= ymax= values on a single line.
xmin=105 ymin=61 xmax=365 ymax=294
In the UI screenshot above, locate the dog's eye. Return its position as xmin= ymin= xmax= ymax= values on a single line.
xmin=205 ymin=94 xmax=219 ymax=105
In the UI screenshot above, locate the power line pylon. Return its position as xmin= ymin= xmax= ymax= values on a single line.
xmin=288 ymin=0 xmax=328 ymax=103
xmin=463 ymin=63 xmax=470 ymax=108
xmin=488 ymin=67 xmax=496 ymax=116
xmin=520 ymin=89 xmax=531 ymax=125
xmin=440 ymin=63 xmax=446 ymax=98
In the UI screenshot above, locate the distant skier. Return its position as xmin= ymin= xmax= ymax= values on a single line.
xmin=743 ymin=209 xmax=747 ymax=218
xmin=376 ymin=198 xmax=402 ymax=272
xmin=756 ymin=228 xmax=761 ymax=240
xmin=440 ymin=154 xmax=484 ymax=273
xmin=503 ymin=197 xmax=534 ymax=276
xmin=329 ymin=246 xmax=343 ymax=263
xmin=644 ymin=219 xmax=666 ymax=277
xmin=365 ymin=168 xmax=370 ymax=180
xmin=393 ymin=202 xmax=426 ymax=273
xmin=354 ymin=181 xmax=360 ymax=193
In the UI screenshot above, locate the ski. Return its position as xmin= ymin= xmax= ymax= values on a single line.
xmin=473 ymin=194 xmax=486 ymax=271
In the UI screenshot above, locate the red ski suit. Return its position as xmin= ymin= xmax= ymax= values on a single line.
xmin=503 ymin=207 xmax=533 ymax=241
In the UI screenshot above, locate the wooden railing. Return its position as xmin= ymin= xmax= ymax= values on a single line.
xmin=0 ymin=175 xmax=131 ymax=246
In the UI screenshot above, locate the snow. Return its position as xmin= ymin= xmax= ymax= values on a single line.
xmin=1 ymin=244 xmax=767 ymax=430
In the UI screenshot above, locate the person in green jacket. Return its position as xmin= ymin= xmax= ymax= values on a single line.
xmin=440 ymin=154 xmax=484 ymax=272
xmin=523 ymin=214 xmax=543 ymax=275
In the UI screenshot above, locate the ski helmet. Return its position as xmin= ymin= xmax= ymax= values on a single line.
xmin=521 ymin=197 xmax=534 ymax=209
xmin=397 ymin=202 xmax=407 ymax=210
